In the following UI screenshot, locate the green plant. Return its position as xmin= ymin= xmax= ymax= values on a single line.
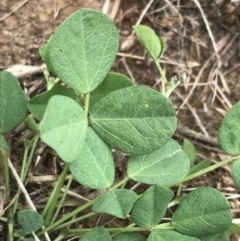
xmin=0 ymin=8 xmax=239 ymax=241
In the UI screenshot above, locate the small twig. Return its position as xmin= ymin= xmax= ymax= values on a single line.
xmin=5 ymin=64 xmax=46 ymax=79
xmin=192 ymin=0 xmax=221 ymax=103
xmin=132 ymin=0 xmax=155 ymax=33
xmin=0 ymin=0 xmax=29 ymax=22
xmin=8 ymin=158 xmax=51 ymax=241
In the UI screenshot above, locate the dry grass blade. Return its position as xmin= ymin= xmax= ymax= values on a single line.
xmin=8 ymin=158 xmax=51 ymax=241
xmin=0 ymin=0 xmax=29 ymax=21
xmin=192 ymin=0 xmax=221 ymax=102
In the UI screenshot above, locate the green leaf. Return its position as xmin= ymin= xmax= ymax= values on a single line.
xmin=183 ymin=139 xmax=196 ymax=167
xmin=0 ymin=71 xmax=27 ymax=133
xmin=47 ymin=8 xmax=119 ymax=94
xmin=128 ymin=139 xmax=190 ymax=186
xmin=232 ymin=159 xmax=240 ymax=189
xmin=39 ymin=44 xmax=48 ymax=63
xmin=198 ymin=232 xmax=229 ymax=241
xmin=133 ymin=25 xmax=163 ymax=61
xmin=17 ymin=210 xmax=44 ymax=234
xmin=188 ymin=158 xmax=211 ymax=175
xmin=113 ymin=232 xmax=146 ymax=241
xmin=90 ymin=86 xmax=177 ymax=155
xmin=0 ymin=135 xmax=10 ymax=151
xmin=92 ymin=189 xmax=138 ymax=219
xmin=80 ymin=227 xmax=112 ymax=241
xmin=24 ymin=239 xmax=36 ymax=241
xmin=40 ymin=95 xmax=87 ymax=163
xmin=218 ymin=101 xmax=240 ymax=155
xmin=13 ymin=229 xmax=25 ymax=238
xmin=148 ymin=230 xmax=200 ymax=241
xmin=39 ymin=40 xmax=56 ymax=76
xmin=28 ymin=84 xmax=78 ymax=120
xmin=228 ymin=223 xmax=240 ymax=234
xmin=69 ymin=127 xmax=115 ymax=189
xmin=172 ymin=187 xmax=232 ymax=237
xmin=130 ymin=185 xmax=174 ymax=228
xmin=89 ymin=72 xmax=133 ymax=109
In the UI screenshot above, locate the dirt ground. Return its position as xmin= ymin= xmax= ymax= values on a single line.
xmin=0 ymin=0 xmax=240 ymax=240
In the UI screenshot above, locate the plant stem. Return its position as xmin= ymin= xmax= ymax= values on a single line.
xmin=154 ymin=60 xmax=168 ymax=84
xmin=1 ymin=149 xmax=13 ymax=241
xmin=38 ymin=177 xmax=129 ymax=237
xmin=67 ymin=222 xmax=172 ymax=235
xmin=168 ymin=198 xmax=181 ymax=208
xmin=0 ymin=216 xmax=8 ymax=222
xmin=51 ymin=174 xmax=74 ymax=224
xmin=22 ymin=134 xmax=39 ymax=180
xmin=174 ymin=156 xmax=240 ymax=186
xmin=53 ymin=212 xmax=96 ymax=231
xmin=68 ymin=227 xmax=149 ymax=235
xmin=37 ymin=198 xmax=97 ymax=237
xmin=2 ymin=149 xmax=10 ymax=201
xmin=109 ymin=177 xmax=129 ymax=191
xmin=43 ymin=163 xmax=69 ymax=226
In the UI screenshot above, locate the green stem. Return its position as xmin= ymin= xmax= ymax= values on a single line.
xmin=0 ymin=216 xmax=8 ymax=222
xmin=2 ymin=149 xmax=10 ymax=201
xmin=22 ymin=134 xmax=39 ymax=180
xmin=12 ymin=140 xmax=31 ymax=214
xmin=168 ymin=198 xmax=181 ymax=208
xmin=37 ymin=177 xmax=129 ymax=237
xmin=43 ymin=163 xmax=69 ymax=226
xmin=174 ymin=156 xmax=239 ymax=185
xmin=109 ymin=177 xmax=129 ymax=191
xmin=38 ymin=198 xmax=96 ymax=237
xmin=7 ymin=210 xmax=14 ymax=241
xmin=2 ymin=149 xmax=13 ymax=241
xmin=53 ymin=212 xmax=96 ymax=231
xmin=154 ymin=60 xmax=168 ymax=84
xmin=111 ymin=223 xmax=136 ymax=238
xmin=67 ymin=222 xmax=172 ymax=235
xmin=51 ymin=175 xmax=74 ymax=224
xmin=176 ymin=183 xmax=182 ymax=197
xmin=68 ymin=227 xmax=149 ymax=235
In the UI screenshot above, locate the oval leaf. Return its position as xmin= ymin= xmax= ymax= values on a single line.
xmin=218 ymin=101 xmax=240 ymax=155
xmin=183 ymin=139 xmax=196 ymax=167
xmin=89 ymin=72 xmax=133 ymax=109
xmin=228 ymin=223 xmax=240 ymax=234
xmin=40 ymin=96 xmax=87 ymax=163
xmin=0 ymin=135 xmax=10 ymax=151
xmin=188 ymin=158 xmax=211 ymax=175
xmin=17 ymin=210 xmax=44 ymax=234
xmin=92 ymin=189 xmax=138 ymax=219
xmin=47 ymin=9 xmax=119 ymax=93
xmin=172 ymin=187 xmax=232 ymax=237
xmin=127 ymin=139 xmax=190 ymax=186
xmin=198 ymin=232 xmax=229 ymax=241
xmin=148 ymin=230 xmax=200 ymax=241
xmin=90 ymin=86 xmax=177 ymax=155
xmin=80 ymin=227 xmax=112 ymax=241
xmin=28 ymin=84 xmax=78 ymax=120
xmin=113 ymin=232 xmax=146 ymax=241
xmin=130 ymin=185 xmax=174 ymax=228
xmin=0 ymin=71 xmax=27 ymax=133
xmin=133 ymin=25 xmax=163 ymax=61
xmin=232 ymin=159 xmax=240 ymax=189
xmin=69 ymin=127 xmax=115 ymax=189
